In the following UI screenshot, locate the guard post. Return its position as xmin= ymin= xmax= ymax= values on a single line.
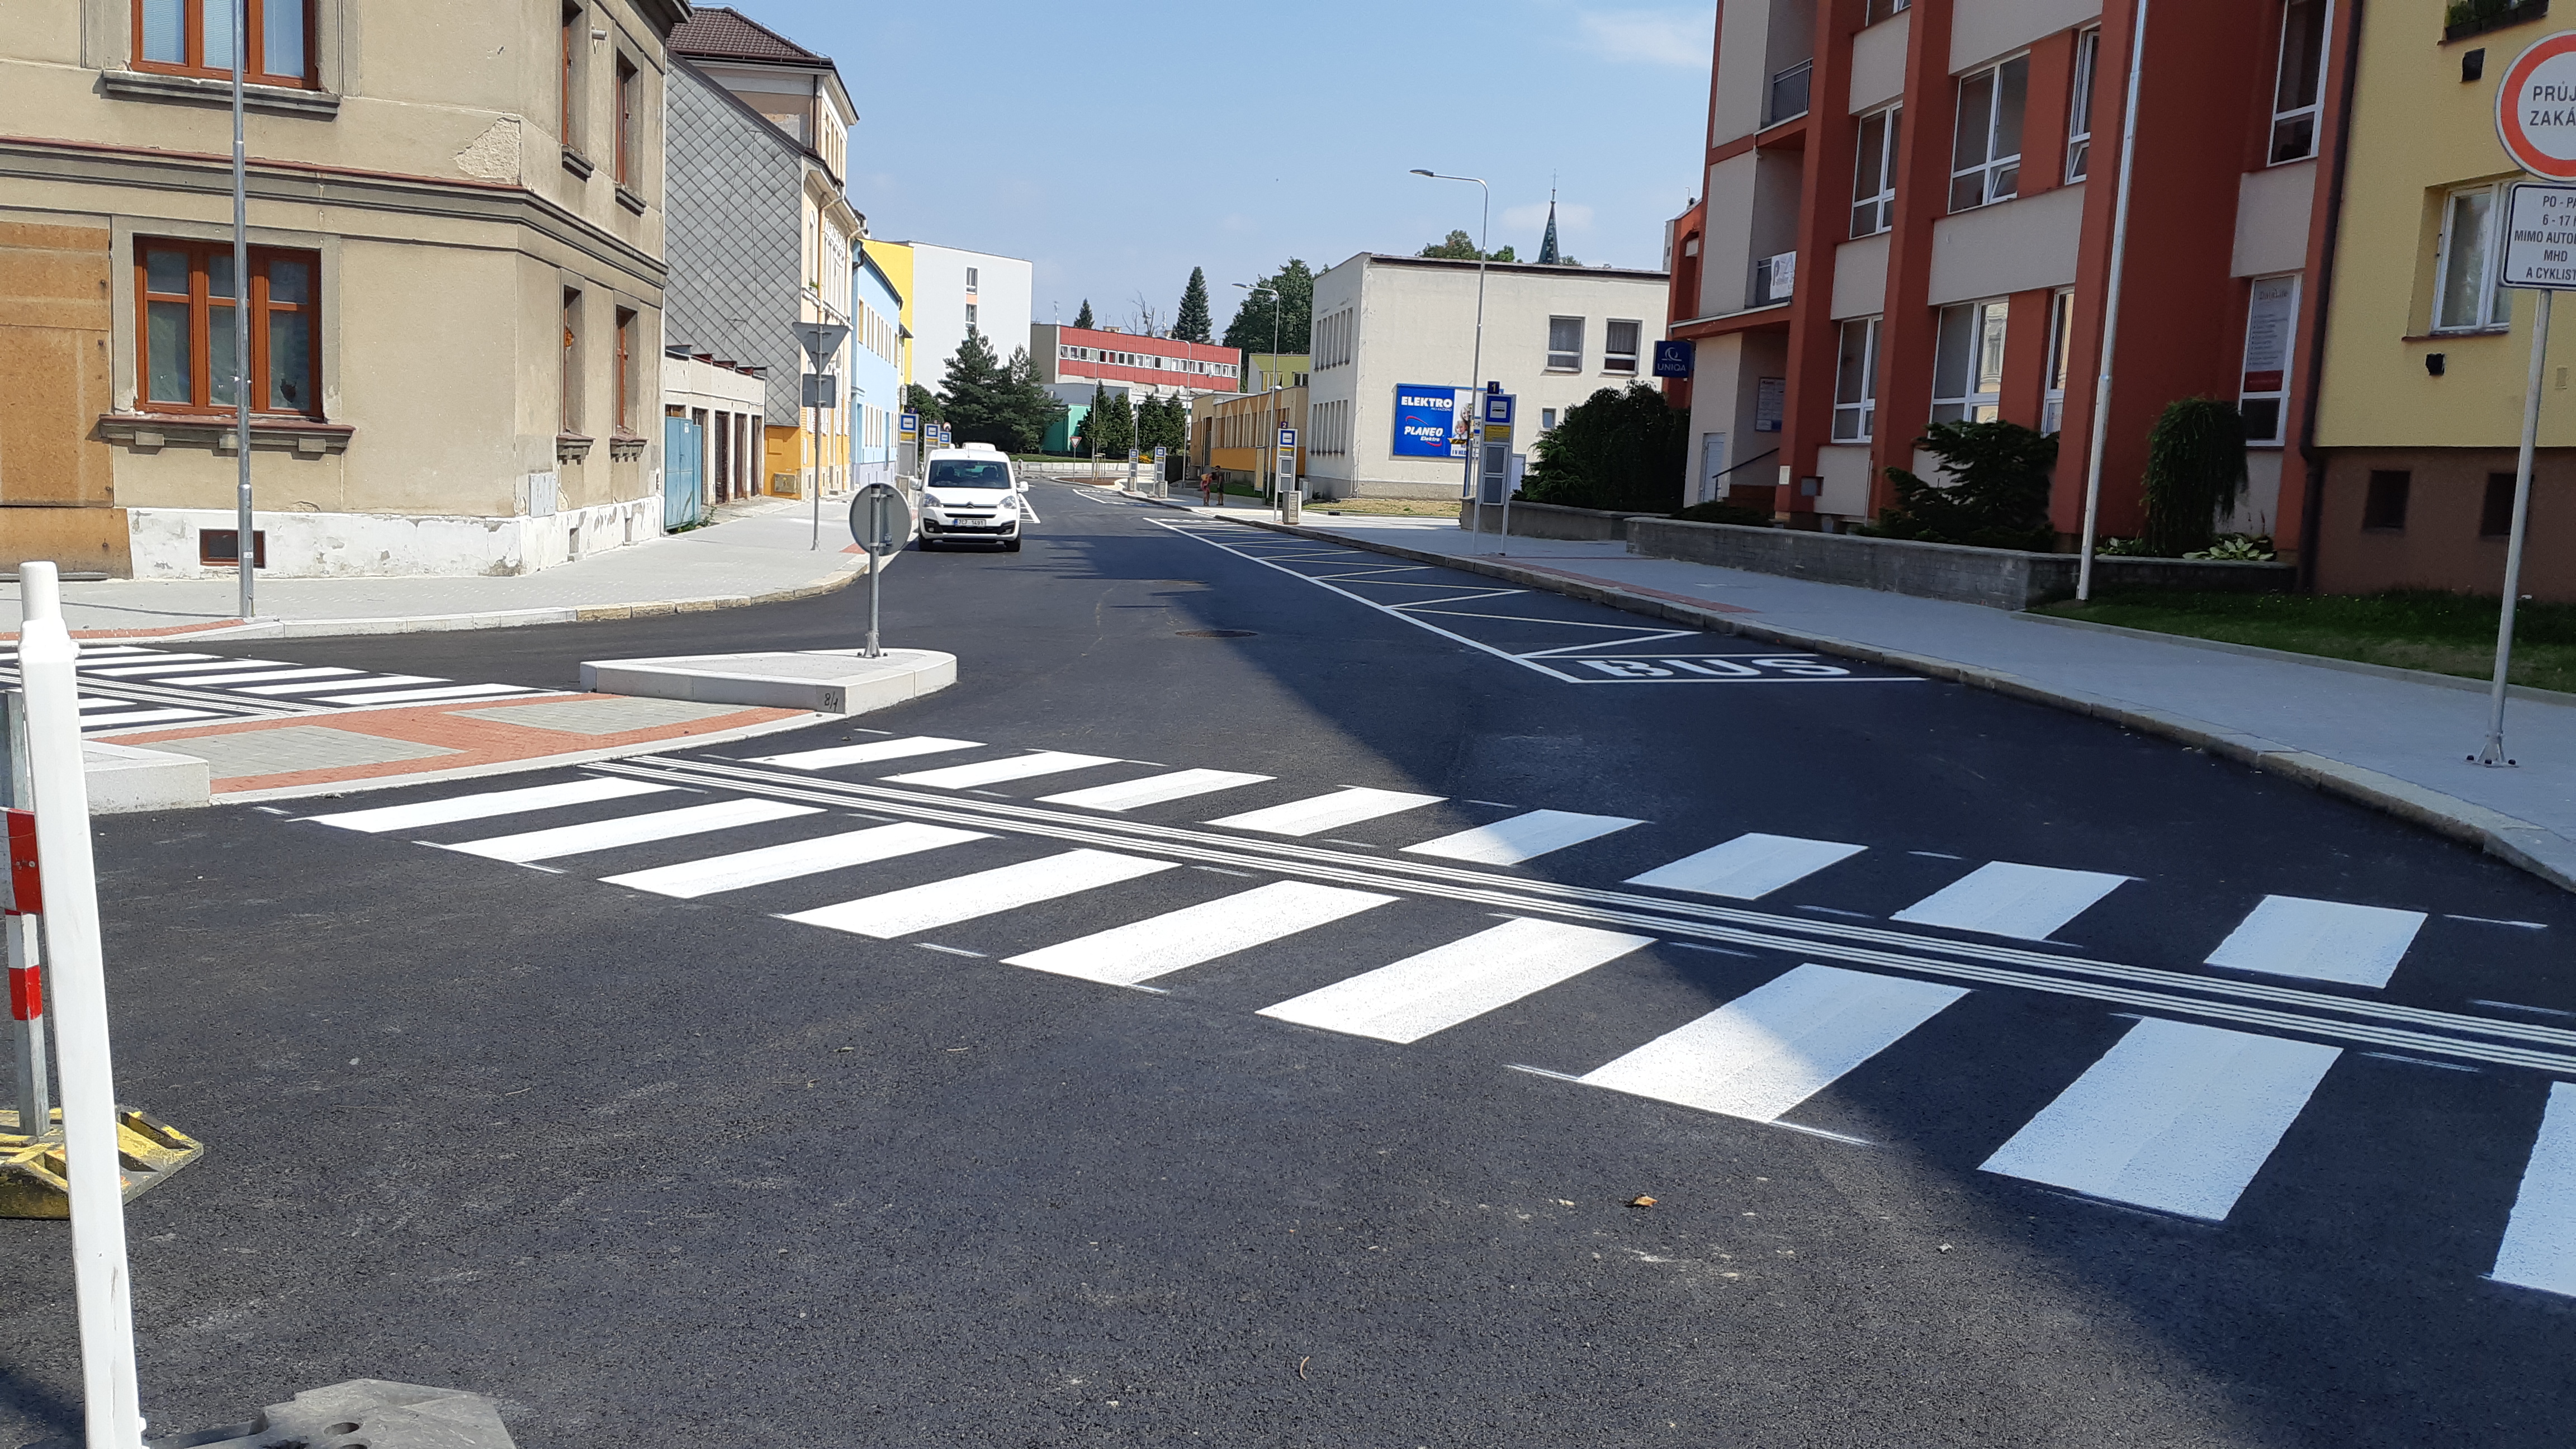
xmin=848 ymin=481 xmax=912 ymax=659
xmin=3 ymin=690 xmax=46 ymax=1150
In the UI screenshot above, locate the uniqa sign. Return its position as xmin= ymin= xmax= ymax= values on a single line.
xmin=2498 ymin=31 xmax=2576 ymax=181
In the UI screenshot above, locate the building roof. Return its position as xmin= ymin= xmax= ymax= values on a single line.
xmin=1353 ymin=252 xmax=1669 ymax=282
xmin=669 ymin=6 xmax=831 ymax=66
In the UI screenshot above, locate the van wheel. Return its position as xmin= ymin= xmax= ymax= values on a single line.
xmin=916 ymin=538 xmax=937 ymax=551
xmin=1005 ymin=538 xmax=1022 ymax=552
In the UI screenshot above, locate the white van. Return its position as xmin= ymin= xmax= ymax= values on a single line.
xmin=915 ymin=442 xmax=1025 ymax=551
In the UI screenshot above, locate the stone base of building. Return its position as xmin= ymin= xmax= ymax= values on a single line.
xmin=2313 ymin=448 xmax=2572 ymax=602
xmin=125 ymin=500 xmax=659 ymax=580
xmin=2 ymin=505 xmax=131 ymax=577
xmin=1309 ymin=475 xmax=1459 ymax=502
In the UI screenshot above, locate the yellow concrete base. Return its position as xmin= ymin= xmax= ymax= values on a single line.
xmin=0 ymin=1105 xmax=204 ymax=1219
xmin=0 ymin=506 xmax=130 ymax=577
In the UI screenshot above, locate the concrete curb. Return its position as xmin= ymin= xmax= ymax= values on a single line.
xmin=1225 ymin=515 xmax=2576 ymax=895
xmin=214 ymin=707 xmax=835 ymax=804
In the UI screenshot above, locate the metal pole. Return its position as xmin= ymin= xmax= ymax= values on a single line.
xmin=2479 ymin=285 xmax=2548 ymax=766
xmin=808 ymin=397 xmax=820 ymax=549
xmin=2076 ymin=0 xmax=2149 ymax=602
xmin=4 ymin=692 xmax=48 ymax=1148
xmin=866 ymin=495 xmax=885 ymax=660
xmin=17 ymin=564 xmax=146 ymax=1449
xmin=231 ymin=0 xmax=254 ymax=620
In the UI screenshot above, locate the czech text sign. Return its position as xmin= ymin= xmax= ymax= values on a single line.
xmin=2502 ymin=34 xmax=2576 ymax=180
xmin=2505 ymin=183 xmax=2576 ymax=288
xmin=1391 ymin=385 xmax=1462 ymax=458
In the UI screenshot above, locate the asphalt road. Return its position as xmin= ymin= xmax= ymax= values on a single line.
xmin=4 ymin=480 xmax=2573 ymax=1448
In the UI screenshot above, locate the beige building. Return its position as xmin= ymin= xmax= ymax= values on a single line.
xmin=0 ymin=0 xmax=688 ymax=579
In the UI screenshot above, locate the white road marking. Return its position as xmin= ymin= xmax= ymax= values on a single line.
xmin=1627 ymin=833 xmax=1867 ymax=899
xmin=1403 ymin=809 xmax=1645 ymax=866
xmin=1039 ymin=768 xmax=1275 ymax=812
xmin=80 ymin=708 xmax=222 ymax=730
xmin=2204 ymin=895 xmax=2428 ymax=988
xmin=749 ymin=736 xmax=982 ymax=770
xmin=2493 ymin=1083 xmax=2576 ymax=1296
xmin=179 ymin=666 xmax=362 ymax=686
xmin=1005 ymin=880 xmax=1394 ymax=986
xmin=1260 ymin=917 xmax=1656 ymax=1043
xmin=74 ymin=652 xmax=218 ymax=670
xmin=1891 ymin=861 xmax=2131 ymax=940
xmin=883 ymin=750 xmax=1124 ymax=789
xmin=600 ymin=821 xmax=989 ymax=898
xmin=82 ymin=658 xmax=302 ymax=677
xmin=443 ymin=798 xmax=816 ymax=863
xmin=784 ymin=848 xmax=1176 ymax=938
xmin=1979 ymin=1017 xmax=2340 ymax=1221
xmin=1206 ymin=786 xmax=1446 ymax=837
xmin=1578 ymin=963 xmax=1969 ymax=1123
xmin=320 ymin=683 xmax=539 ymax=705
xmin=239 ymin=674 xmax=441 ymax=696
xmin=306 ymin=777 xmax=676 ymax=832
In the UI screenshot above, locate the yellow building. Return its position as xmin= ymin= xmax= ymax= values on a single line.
xmin=869 ymin=239 xmax=916 ymax=393
xmin=1192 ymin=387 xmax=1307 ymax=495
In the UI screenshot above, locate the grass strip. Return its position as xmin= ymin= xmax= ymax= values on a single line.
xmin=2037 ymin=589 xmax=2576 ymax=693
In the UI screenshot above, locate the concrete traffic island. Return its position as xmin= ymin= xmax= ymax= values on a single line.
xmin=580 ymin=647 xmax=956 ymax=714
xmin=21 ymin=1379 xmax=515 ymax=1449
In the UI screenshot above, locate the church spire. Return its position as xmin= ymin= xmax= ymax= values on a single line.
xmin=1538 ymin=186 xmax=1561 ymax=266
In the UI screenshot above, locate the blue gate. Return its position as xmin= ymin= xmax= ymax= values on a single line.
xmin=662 ymin=417 xmax=704 ymax=530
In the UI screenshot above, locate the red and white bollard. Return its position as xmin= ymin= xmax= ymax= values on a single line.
xmin=4 ymin=783 xmax=46 ymax=1143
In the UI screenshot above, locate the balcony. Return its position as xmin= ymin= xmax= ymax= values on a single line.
xmin=1751 ymin=250 xmax=1797 ymax=307
xmin=1765 ymin=61 xmax=1812 ymax=127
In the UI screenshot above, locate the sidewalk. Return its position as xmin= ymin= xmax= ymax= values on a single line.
xmin=0 ymin=500 xmax=867 ymax=641
xmin=1181 ymin=503 xmax=2576 ymax=893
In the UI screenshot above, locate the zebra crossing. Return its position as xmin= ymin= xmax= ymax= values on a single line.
xmin=283 ymin=728 xmax=2576 ymax=1296
xmin=0 ymin=642 xmax=558 ymax=733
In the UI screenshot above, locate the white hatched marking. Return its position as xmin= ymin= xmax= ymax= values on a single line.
xmin=1579 ymin=964 xmax=1968 ymax=1123
xmin=784 ymin=848 xmax=1175 ymax=938
xmin=444 ymin=798 xmax=817 ymax=863
xmin=240 ymin=674 xmax=441 ymax=696
xmin=77 ymin=653 xmax=218 ymax=671
xmin=1980 ymin=1017 xmax=2340 ymax=1221
xmin=1891 ymin=861 xmax=2131 ymax=940
xmin=1005 ymin=880 xmax=1394 ymax=985
xmin=1260 ymin=918 xmax=1656 ymax=1043
xmin=882 ymin=751 xmax=1123 ymax=789
xmin=1205 ymin=786 xmax=1446 ymax=837
xmin=1627 ymin=833 xmax=1868 ymax=898
xmin=601 ymin=822 xmax=989 ymax=898
xmin=84 ymin=658 xmax=297 ymax=677
xmin=1403 ymin=809 xmax=1646 ymax=866
xmin=319 ymin=683 xmax=537 ymax=705
xmin=2493 ymin=1083 xmax=2576 ymax=1296
xmin=183 ymin=666 xmax=361 ymax=686
xmin=1039 ymin=768 xmax=1273 ymax=812
xmin=306 ymin=777 xmax=675 ymax=833
xmin=749 ymin=736 xmax=982 ymax=770
xmin=2204 ymin=895 xmax=2428 ymax=989
xmin=82 ymin=709 xmax=221 ymax=730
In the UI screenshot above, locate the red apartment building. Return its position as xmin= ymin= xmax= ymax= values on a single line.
xmin=1027 ymin=324 xmax=1242 ymax=402
xmin=1666 ymin=0 xmax=2350 ymax=557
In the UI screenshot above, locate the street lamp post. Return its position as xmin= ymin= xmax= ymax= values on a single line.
xmin=1412 ymin=169 xmax=1489 ymax=551
xmin=231 ymin=0 xmax=254 ymax=618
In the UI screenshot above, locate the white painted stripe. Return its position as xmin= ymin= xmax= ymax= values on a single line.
xmin=784 ymin=847 xmax=1175 ymax=938
xmin=1039 ymin=768 xmax=1273 ymax=812
xmin=1006 ymin=880 xmax=1394 ymax=985
xmin=240 ymin=674 xmax=440 ymax=696
xmin=2204 ymin=895 xmax=2428 ymax=988
xmin=1403 ymin=809 xmax=1646 ymax=866
xmin=601 ymin=822 xmax=989 ymax=898
xmin=76 ymin=698 xmax=144 ymax=712
xmin=748 ymin=736 xmax=982 ymax=770
xmin=84 ymin=658 xmax=299 ymax=677
xmin=1891 ymin=861 xmax=2131 ymax=940
xmin=1579 ymin=964 xmax=1968 ymax=1122
xmin=183 ymin=666 xmax=362 ymax=686
xmin=2492 ymin=1082 xmax=2576 ymax=1296
xmin=319 ymin=683 xmax=537 ymax=705
xmin=1205 ymin=786 xmax=1446 ymax=837
xmin=1626 ymin=833 xmax=1868 ymax=899
xmin=80 ymin=709 xmax=220 ymax=730
xmin=1979 ymin=1017 xmax=2340 ymax=1221
xmin=77 ymin=653 xmax=218 ymax=671
xmin=882 ymin=751 xmax=1124 ymax=789
xmin=308 ymin=778 xmax=676 ymax=832
xmin=444 ymin=798 xmax=818 ymax=863
xmin=1261 ymin=917 xmax=1656 ymax=1043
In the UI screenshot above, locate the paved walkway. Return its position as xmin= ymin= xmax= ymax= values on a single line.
xmin=1164 ymin=502 xmax=2576 ymax=892
xmin=1 ymin=500 xmax=866 ymax=640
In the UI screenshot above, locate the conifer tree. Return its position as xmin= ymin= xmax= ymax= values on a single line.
xmin=1073 ymin=299 xmax=1095 ymax=330
xmin=1175 ymin=268 xmax=1213 ymax=344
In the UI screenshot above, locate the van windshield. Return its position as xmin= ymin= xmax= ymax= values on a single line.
xmin=927 ymin=459 xmax=1012 ymax=489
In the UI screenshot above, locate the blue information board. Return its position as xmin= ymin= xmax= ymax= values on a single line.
xmin=1392 ymin=385 xmax=1464 ymax=458
xmin=1652 ymin=340 xmax=1696 ymax=378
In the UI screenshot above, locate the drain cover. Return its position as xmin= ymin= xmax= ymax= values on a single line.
xmin=1175 ymin=628 xmax=1257 ymax=638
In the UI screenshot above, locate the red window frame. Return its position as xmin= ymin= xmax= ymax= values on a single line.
xmin=132 ymin=0 xmax=317 ymax=88
xmin=562 ymin=289 xmax=583 ymax=433
xmin=561 ymin=4 xmax=580 ymax=146
xmin=134 ymin=238 xmax=322 ymax=419
xmin=614 ymin=55 xmax=637 ymax=184
xmin=614 ymin=307 xmax=636 ymax=433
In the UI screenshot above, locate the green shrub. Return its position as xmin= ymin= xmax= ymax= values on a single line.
xmin=1516 ymin=384 xmax=1688 ymax=513
xmin=1671 ymin=499 xmax=1775 ymax=527
xmin=2141 ymin=397 xmax=2247 ymax=557
xmin=1866 ymin=419 xmax=2058 ymax=551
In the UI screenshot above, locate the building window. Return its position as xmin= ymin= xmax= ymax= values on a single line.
xmin=614 ymin=56 xmax=637 ymax=185
xmin=137 ymin=0 xmax=314 ymax=87
xmin=1604 ymin=320 xmax=1642 ymax=373
xmin=2270 ymin=0 xmax=2329 ymax=165
xmin=965 ymin=267 xmax=979 ymax=290
xmin=965 ymin=302 xmax=978 ymax=332
xmin=135 ymin=239 xmax=320 ymax=417
xmin=1831 ymin=317 xmax=1881 ymax=442
xmin=2067 ymin=29 xmax=2100 ymax=182
xmin=1852 ymin=105 xmax=1900 ymax=238
xmin=1541 ymin=408 xmax=1558 ymax=433
xmin=561 ymin=288 xmax=582 ymax=433
xmin=2043 ymin=287 xmax=2075 ymax=433
xmin=1950 ymin=55 xmax=2029 ymax=212
xmin=1547 ymin=316 xmax=1584 ymax=371
xmin=614 ymin=307 xmax=636 ymax=433
xmin=2484 ymin=473 xmax=2520 ymax=537
xmin=560 ymin=4 xmax=580 ymax=146
xmin=1930 ymin=299 xmax=2008 ymax=423
xmin=2238 ymin=274 xmax=2299 ymax=444
xmin=2362 ymin=470 xmax=2410 ymax=531
xmin=1864 ymin=0 xmax=1910 ymax=20
xmin=2435 ymin=183 xmax=2513 ymax=334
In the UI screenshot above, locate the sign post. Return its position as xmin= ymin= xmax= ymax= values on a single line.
xmin=847 ymin=482 xmax=912 ymax=660
xmin=1481 ymin=389 xmax=1517 ymax=549
xmin=794 ymin=323 xmax=851 ymax=550
xmin=1275 ymin=427 xmax=1300 ymax=523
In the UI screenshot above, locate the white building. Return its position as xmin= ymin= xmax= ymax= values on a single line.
xmin=1305 ymin=254 xmax=1671 ymax=499
xmin=889 ymin=241 xmax=1033 ymax=389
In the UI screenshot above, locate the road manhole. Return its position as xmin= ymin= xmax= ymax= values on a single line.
xmin=1175 ymin=628 xmax=1257 ymax=638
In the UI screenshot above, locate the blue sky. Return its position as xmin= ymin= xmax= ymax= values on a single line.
xmin=732 ymin=1 xmax=1716 ymax=335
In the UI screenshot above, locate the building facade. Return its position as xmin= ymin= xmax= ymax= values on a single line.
xmin=664 ymin=7 xmax=859 ymax=501
xmin=1305 ymin=253 xmax=1671 ymax=500
xmin=1 ymin=0 xmax=685 ymax=579
xmin=878 ymin=241 xmax=1031 ymax=394
xmin=850 ymin=247 xmax=904 ymax=489
xmin=1666 ymin=0 xmax=2343 ymax=539
xmin=1193 ymin=387 xmax=1308 ymax=492
xmin=661 ymin=349 xmax=765 ymax=510
xmin=1029 ymin=324 xmax=1242 ymax=409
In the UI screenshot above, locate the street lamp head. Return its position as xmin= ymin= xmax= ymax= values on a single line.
xmin=1410 ymin=169 xmax=1436 ymax=177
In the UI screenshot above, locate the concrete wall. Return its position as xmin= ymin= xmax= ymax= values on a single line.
xmin=1628 ymin=519 xmax=2293 ymax=608
xmin=1459 ymin=501 xmax=1644 ymax=541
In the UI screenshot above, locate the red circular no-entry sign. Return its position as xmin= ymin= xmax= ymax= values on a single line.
xmin=2499 ymin=32 xmax=2576 ymax=180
